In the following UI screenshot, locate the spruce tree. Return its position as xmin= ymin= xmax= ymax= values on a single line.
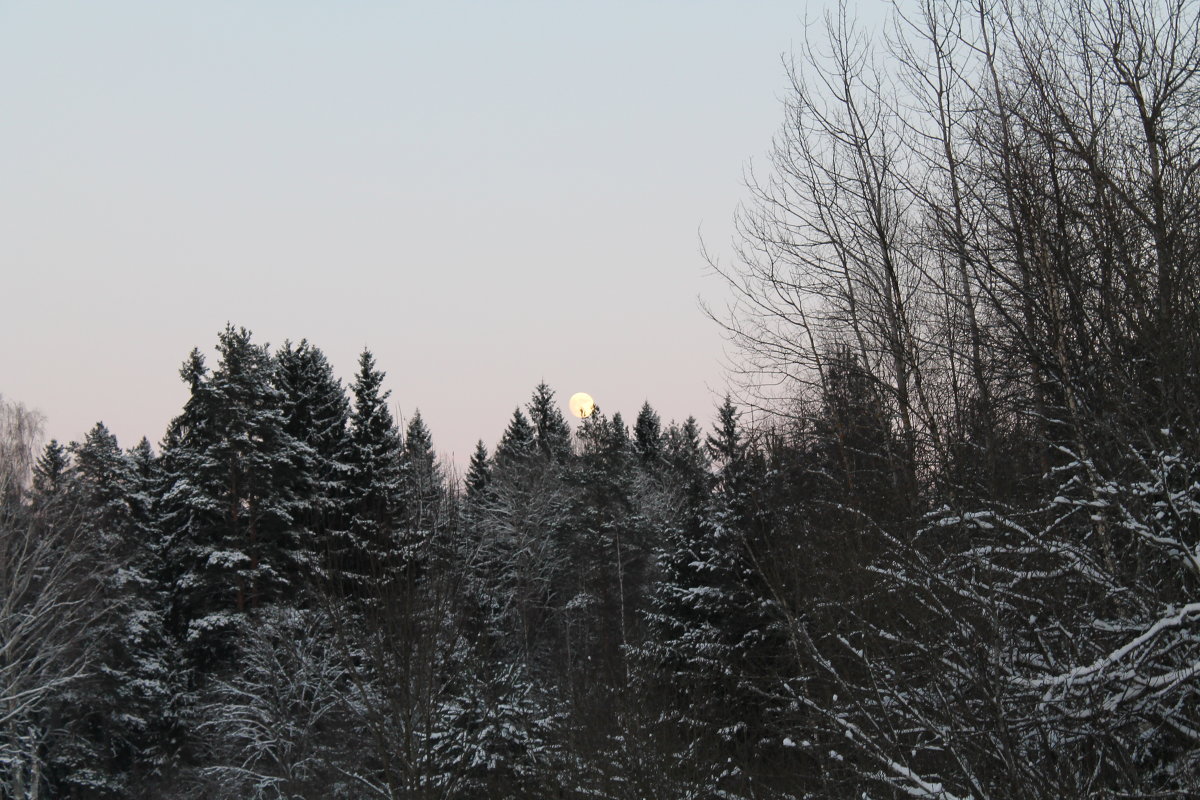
xmin=638 ymin=399 xmax=774 ymax=794
xmin=70 ymin=423 xmax=134 ymax=544
xmin=400 ymin=410 xmax=443 ymax=530
xmin=399 ymin=409 xmax=445 ymax=572
xmin=123 ymin=435 xmax=184 ymax=792
xmin=31 ymin=439 xmax=71 ymax=503
xmin=458 ymin=439 xmax=494 ymax=633
xmin=44 ymin=424 xmax=176 ymax=799
xmin=633 ymin=401 xmax=664 ymax=467
xmin=527 ymin=382 xmax=572 ymax=464
xmin=563 ymin=407 xmax=647 ymax=694
xmin=663 ymin=416 xmax=709 ymax=509
xmin=707 ymin=397 xmax=749 ymax=498
xmin=338 ymin=348 xmax=406 ymax=599
xmin=158 ymin=326 xmax=312 ymax=669
xmin=274 ymin=339 xmax=352 ymax=577
xmin=464 ymin=440 xmax=492 ymax=507
xmin=471 ymin=404 xmax=569 ymax=670
xmin=494 ymin=407 xmax=535 ymax=468
xmin=126 ymin=437 xmax=159 ymax=530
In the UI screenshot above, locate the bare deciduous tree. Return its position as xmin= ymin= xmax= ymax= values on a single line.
xmin=711 ymin=0 xmax=1200 ymax=795
xmin=0 ymin=402 xmax=95 ymax=800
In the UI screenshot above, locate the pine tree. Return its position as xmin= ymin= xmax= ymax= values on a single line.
xmin=470 ymin=404 xmax=569 ymax=669
xmin=156 ymin=348 xmax=211 ymax=645
xmin=457 ymin=440 xmax=494 ymax=630
xmin=401 ymin=410 xmax=443 ymax=531
xmin=431 ymin=653 xmax=563 ymax=799
xmin=337 ymin=348 xmax=406 ymax=599
xmin=494 ymin=407 xmax=535 ymax=469
xmin=31 ymin=439 xmax=71 ymax=504
xmin=158 ymin=326 xmax=313 ymax=669
xmin=607 ymin=411 xmax=630 ymax=457
xmin=399 ymin=409 xmax=446 ymax=573
xmin=637 ymin=398 xmax=775 ymax=794
xmin=274 ymin=339 xmax=352 ymax=578
xmin=122 ymin=435 xmax=184 ymax=793
xmin=464 ymin=440 xmax=492 ymax=507
xmin=707 ymin=397 xmax=750 ymax=498
xmin=633 ymin=402 xmax=664 ymax=467
xmin=43 ymin=424 xmax=177 ymax=799
xmin=527 ymin=382 xmax=572 ymax=464
xmin=573 ymin=406 xmax=632 ymax=486
xmin=126 ymin=437 xmax=158 ymax=525
xmin=562 ymin=407 xmax=648 ymax=695
xmin=70 ymin=423 xmax=134 ymax=543
xmin=663 ymin=416 xmax=709 ymax=509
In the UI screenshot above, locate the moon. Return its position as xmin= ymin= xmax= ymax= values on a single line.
xmin=568 ymin=392 xmax=595 ymax=419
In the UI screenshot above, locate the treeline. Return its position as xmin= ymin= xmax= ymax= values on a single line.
xmin=4 ymin=0 xmax=1200 ymax=796
xmin=704 ymin=0 xmax=1200 ymax=795
xmin=1 ymin=329 xmax=798 ymax=799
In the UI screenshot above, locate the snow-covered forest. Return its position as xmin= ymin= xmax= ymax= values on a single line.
xmin=3 ymin=0 xmax=1200 ymax=797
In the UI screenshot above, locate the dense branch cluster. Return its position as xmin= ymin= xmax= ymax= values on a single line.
xmin=706 ymin=0 xmax=1200 ymax=795
xmin=2 ymin=0 xmax=1199 ymax=797
xmin=0 ymin=336 xmax=787 ymax=799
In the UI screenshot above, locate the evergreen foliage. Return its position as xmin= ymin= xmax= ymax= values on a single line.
xmin=400 ymin=409 xmax=443 ymax=529
xmin=337 ymin=348 xmax=406 ymax=599
xmin=44 ymin=425 xmax=178 ymax=799
xmin=31 ymin=439 xmax=70 ymax=503
xmin=632 ymin=401 xmax=663 ymax=467
xmin=8 ymin=1 xmax=1200 ymax=791
xmin=158 ymin=326 xmax=312 ymax=669
xmin=464 ymin=440 xmax=491 ymax=507
xmin=494 ymin=407 xmax=535 ymax=468
xmin=527 ymin=382 xmax=572 ymax=464
xmin=274 ymin=339 xmax=352 ymax=572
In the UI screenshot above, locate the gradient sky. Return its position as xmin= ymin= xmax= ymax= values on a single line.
xmin=0 ymin=1 xmax=884 ymax=468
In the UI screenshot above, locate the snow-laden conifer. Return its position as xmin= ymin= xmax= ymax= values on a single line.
xmin=275 ymin=339 xmax=353 ymax=580
xmin=42 ymin=424 xmax=179 ymax=798
xmin=336 ymin=348 xmax=406 ymax=600
xmin=158 ymin=326 xmax=314 ymax=668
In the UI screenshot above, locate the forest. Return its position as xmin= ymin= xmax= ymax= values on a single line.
xmin=3 ymin=0 xmax=1200 ymax=797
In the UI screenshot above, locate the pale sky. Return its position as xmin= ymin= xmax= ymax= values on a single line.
xmin=0 ymin=1 xmax=885 ymax=467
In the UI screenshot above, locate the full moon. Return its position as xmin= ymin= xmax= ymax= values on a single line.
xmin=568 ymin=392 xmax=596 ymax=419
